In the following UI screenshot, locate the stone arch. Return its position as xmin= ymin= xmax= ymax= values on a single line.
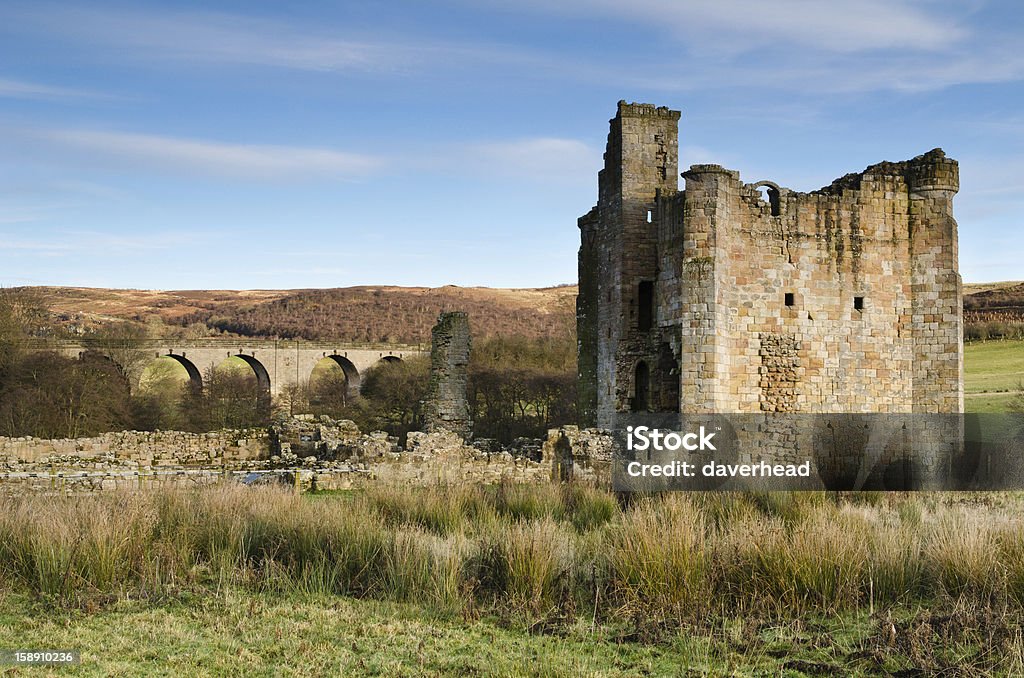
xmin=323 ymin=354 xmax=361 ymax=397
xmin=378 ymin=355 xmax=402 ymax=365
xmin=231 ymin=353 xmax=271 ymax=392
xmin=752 ymin=180 xmax=782 ymax=216
xmin=164 ymin=353 xmax=203 ymax=393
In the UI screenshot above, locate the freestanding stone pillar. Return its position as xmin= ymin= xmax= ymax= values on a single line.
xmin=423 ymin=311 xmax=472 ymax=440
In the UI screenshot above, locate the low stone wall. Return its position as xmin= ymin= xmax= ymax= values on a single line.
xmin=0 ymin=429 xmax=269 ymax=468
xmin=0 ymin=420 xmax=615 ymax=494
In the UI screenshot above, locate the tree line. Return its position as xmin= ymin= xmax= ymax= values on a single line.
xmin=0 ymin=291 xmax=579 ymax=441
xmin=287 ymin=335 xmax=577 ymax=444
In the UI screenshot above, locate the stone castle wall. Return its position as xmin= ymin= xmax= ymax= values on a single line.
xmin=578 ymin=101 xmax=963 ymax=426
xmin=676 ymin=152 xmax=961 ymax=414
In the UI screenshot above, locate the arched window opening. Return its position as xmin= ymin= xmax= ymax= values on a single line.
xmin=756 ymin=184 xmax=782 ymax=216
xmin=632 ymin=361 xmax=650 ymax=413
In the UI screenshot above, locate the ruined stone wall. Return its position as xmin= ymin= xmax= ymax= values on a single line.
xmin=0 ymin=429 xmax=268 ymax=468
xmin=579 ymin=101 xmax=963 ymax=427
xmin=578 ymin=101 xmax=681 ymax=426
xmin=677 ymin=150 xmax=961 ymax=415
xmin=0 ymin=425 xmax=565 ymax=494
xmin=308 ymin=430 xmax=551 ymax=491
xmin=423 ymin=311 xmax=473 ymax=439
xmin=0 ymin=429 xmax=270 ymax=493
xmin=544 ymin=426 xmax=613 ymax=485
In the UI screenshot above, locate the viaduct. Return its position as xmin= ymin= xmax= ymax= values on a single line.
xmin=41 ymin=338 xmax=426 ymax=398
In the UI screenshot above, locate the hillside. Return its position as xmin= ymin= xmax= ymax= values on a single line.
xmin=25 ymin=285 xmax=578 ymax=343
xmin=18 ymin=280 xmax=1021 ymax=344
xmin=963 ymin=281 xmax=1024 ymax=324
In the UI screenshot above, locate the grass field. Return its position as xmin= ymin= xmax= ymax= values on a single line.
xmin=5 ymin=486 xmax=1024 ymax=675
xmin=964 ymin=338 xmax=1024 ymax=413
xmin=1 ymin=590 xmax=1013 ymax=677
xmin=0 ymin=338 xmax=1017 ymax=675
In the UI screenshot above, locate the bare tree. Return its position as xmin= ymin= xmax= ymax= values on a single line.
xmin=82 ymin=321 xmax=149 ymax=386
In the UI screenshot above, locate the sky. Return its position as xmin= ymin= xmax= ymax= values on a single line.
xmin=0 ymin=0 xmax=1022 ymax=289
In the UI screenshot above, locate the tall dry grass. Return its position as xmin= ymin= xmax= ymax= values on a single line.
xmin=3 ymin=484 xmax=1024 ymax=623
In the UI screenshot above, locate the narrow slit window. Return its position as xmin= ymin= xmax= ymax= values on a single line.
xmin=784 ymin=292 xmax=795 ymax=307
xmin=768 ymin=187 xmax=781 ymax=216
xmin=854 ymin=296 xmax=864 ymax=311
xmin=646 ymin=210 xmax=653 ymax=223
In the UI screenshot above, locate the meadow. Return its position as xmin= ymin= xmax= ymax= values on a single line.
xmin=4 ymin=484 xmax=1024 ymax=675
xmin=964 ymin=338 xmax=1024 ymax=413
xmin=0 ymin=338 xmax=1020 ymax=676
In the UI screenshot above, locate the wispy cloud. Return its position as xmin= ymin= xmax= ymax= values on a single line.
xmin=460 ymin=137 xmax=601 ymax=181
xmin=5 ymin=2 xmax=1011 ymax=97
xmin=0 ymin=229 xmax=207 ymax=257
xmin=0 ymin=76 xmax=100 ymax=100
xmin=40 ymin=129 xmax=383 ymax=179
xmin=8 ymin=4 xmax=511 ymax=75
xmin=486 ymin=0 xmax=966 ymax=53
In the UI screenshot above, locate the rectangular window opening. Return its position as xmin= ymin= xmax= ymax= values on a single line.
xmin=638 ymin=281 xmax=654 ymax=331
xmin=854 ymin=296 xmax=864 ymax=311
xmin=646 ymin=210 xmax=653 ymax=223
xmin=784 ymin=292 xmax=795 ymax=307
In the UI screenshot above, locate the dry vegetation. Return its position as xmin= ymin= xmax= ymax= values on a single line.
xmin=27 ymin=285 xmax=578 ymax=343
xmin=965 ymin=281 xmax=1024 ymax=340
xmin=6 ymin=485 xmax=1024 ymax=671
xmin=5 ymin=484 xmax=1024 ymax=673
xmin=21 ymin=281 xmax=1024 ymax=345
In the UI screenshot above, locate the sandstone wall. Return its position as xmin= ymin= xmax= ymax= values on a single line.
xmin=423 ymin=311 xmax=473 ymax=440
xmin=578 ymin=102 xmax=962 ymax=427
xmin=0 ymin=425 xmax=572 ymax=495
xmin=0 ymin=429 xmax=269 ymax=468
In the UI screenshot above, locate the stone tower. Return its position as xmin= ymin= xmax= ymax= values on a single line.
xmin=577 ymin=101 xmax=963 ymax=429
xmin=423 ymin=311 xmax=472 ymax=440
xmin=578 ymin=101 xmax=681 ymax=426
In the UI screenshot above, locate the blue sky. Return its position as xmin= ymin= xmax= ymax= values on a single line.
xmin=1 ymin=0 xmax=1021 ymax=289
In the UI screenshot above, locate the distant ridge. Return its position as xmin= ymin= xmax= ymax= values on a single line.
xmin=20 ymin=281 xmax=1015 ymax=343
xmin=24 ymin=285 xmax=578 ymax=343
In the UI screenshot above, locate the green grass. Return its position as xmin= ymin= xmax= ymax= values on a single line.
xmin=965 ymin=339 xmax=1024 ymax=394
xmin=965 ymin=393 xmax=1018 ymax=413
xmin=5 ymin=487 xmax=1024 ymax=674
xmin=964 ymin=339 xmax=1024 ymax=412
xmin=2 ymin=590 xmax=1021 ymax=676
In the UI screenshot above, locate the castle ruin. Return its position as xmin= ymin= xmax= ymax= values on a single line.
xmin=423 ymin=311 xmax=473 ymax=440
xmin=577 ymin=101 xmax=963 ymax=428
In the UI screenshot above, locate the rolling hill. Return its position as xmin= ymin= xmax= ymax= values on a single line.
xmin=16 ymin=280 xmax=1021 ymax=344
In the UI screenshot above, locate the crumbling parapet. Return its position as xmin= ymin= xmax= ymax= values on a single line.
xmin=423 ymin=311 xmax=473 ymax=440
